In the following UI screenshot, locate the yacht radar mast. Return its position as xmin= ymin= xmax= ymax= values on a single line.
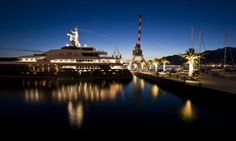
xmin=112 ymin=48 xmax=122 ymax=59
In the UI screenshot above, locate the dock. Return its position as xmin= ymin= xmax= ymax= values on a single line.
xmin=134 ymin=71 xmax=236 ymax=94
xmin=133 ymin=71 xmax=236 ymax=119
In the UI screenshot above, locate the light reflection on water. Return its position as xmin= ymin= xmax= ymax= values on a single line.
xmin=67 ymin=102 xmax=83 ymax=128
xmin=151 ymin=85 xmax=159 ymax=98
xmin=21 ymin=76 xmax=201 ymax=128
xmin=22 ymin=79 xmax=126 ymax=128
xmin=3 ymin=76 xmax=233 ymax=130
xmin=52 ymin=81 xmax=124 ymax=103
xmin=24 ymin=89 xmax=42 ymax=103
xmin=180 ymin=100 xmax=197 ymax=122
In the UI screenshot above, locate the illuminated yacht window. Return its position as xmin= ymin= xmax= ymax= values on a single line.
xmin=22 ymin=58 xmax=37 ymax=62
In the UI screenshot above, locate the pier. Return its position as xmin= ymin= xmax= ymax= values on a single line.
xmin=133 ymin=71 xmax=236 ymax=94
xmin=133 ymin=71 xmax=236 ymax=118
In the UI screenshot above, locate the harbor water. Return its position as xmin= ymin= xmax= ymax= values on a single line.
xmin=0 ymin=76 xmax=235 ymax=136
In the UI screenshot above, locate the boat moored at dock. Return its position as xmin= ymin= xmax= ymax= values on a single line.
xmin=0 ymin=27 xmax=133 ymax=80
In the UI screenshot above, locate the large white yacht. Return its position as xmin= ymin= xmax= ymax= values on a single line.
xmin=0 ymin=27 xmax=133 ymax=79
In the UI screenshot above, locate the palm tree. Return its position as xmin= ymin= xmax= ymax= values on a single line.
xmin=161 ymin=58 xmax=170 ymax=72
xmin=140 ymin=60 xmax=146 ymax=70
xmin=147 ymin=60 xmax=153 ymax=70
xmin=153 ymin=58 xmax=160 ymax=72
xmin=132 ymin=61 xmax=138 ymax=69
xmin=180 ymin=48 xmax=200 ymax=77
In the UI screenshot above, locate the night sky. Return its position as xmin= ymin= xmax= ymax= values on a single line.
xmin=0 ymin=0 xmax=236 ymax=60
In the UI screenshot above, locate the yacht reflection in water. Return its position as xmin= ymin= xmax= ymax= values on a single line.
xmin=22 ymin=79 xmax=126 ymax=128
xmin=51 ymin=81 xmax=124 ymax=103
xmin=24 ymin=89 xmax=42 ymax=103
xmin=67 ymin=102 xmax=83 ymax=128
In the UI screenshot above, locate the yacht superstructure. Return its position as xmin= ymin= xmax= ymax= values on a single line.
xmin=0 ymin=27 xmax=132 ymax=79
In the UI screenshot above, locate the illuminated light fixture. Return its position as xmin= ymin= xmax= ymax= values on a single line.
xmin=180 ymin=48 xmax=200 ymax=77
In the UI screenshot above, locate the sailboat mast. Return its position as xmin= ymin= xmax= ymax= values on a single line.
xmin=224 ymin=32 xmax=228 ymax=68
xmin=199 ymin=31 xmax=202 ymax=71
xmin=191 ymin=27 xmax=194 ymax=49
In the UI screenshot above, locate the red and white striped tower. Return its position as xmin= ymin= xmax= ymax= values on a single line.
xmin=131 ymin=14 xmax=145 ymax=65
xmin=137 ymin=14 xmax=142 ymax=48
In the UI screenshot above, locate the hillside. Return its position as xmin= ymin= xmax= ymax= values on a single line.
xmin=163 ymin=47 xmax=236 ymax=65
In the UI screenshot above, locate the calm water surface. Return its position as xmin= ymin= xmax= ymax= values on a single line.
xmin=0 ymin=76 xmax=235 ymax=135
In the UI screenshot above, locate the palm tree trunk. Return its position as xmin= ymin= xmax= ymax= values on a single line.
xmin=155 ymin=64 xmax=158 ymax=71
xmin=188 ymin=63 xmax=194 ymax=77
xmin=163 ymin=64 xmax=166 ymax=72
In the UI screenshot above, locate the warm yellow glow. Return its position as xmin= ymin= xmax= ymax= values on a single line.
xmin=54 ymin=64 xmax=59 ymax=73
xmin=62 ymin=66 xmax=76 ymax=69
xmin=132 ymin=75 xmax=137 ymax=84
xmin=67 ymin=102 xmax=83 ymax=128
xmin=180 ymin=100 xmax=197 ymax=122
xmin=188 ymin=61 xmax=194 ymax=77
xmin=22 ymin=80 xmax=124 ymax=129
xmin=140 ymin=79 xmax=144 ymax=90
xmin=161 ymin=59 xmax=169 ymax=72
xmin=21 ymin=58 xmax=37 ymax=62
xmin=151 ymin=85 xmax=159 ymax=98
xmin=41 ymin=64 xmax=45 ymax=72
xmin=141 ymin=61 xmax=146 ymax=70
xmin=50 ymin=59 xmax=76 ymax=63
xmin=100 ymin=58 xmax=116 ymax=63
xmin=24 ymin=89 xmax=42 ymax=103
xmin=51 ymin=81 xmax=123 ymax=103
xmin=180 ymin=48 xmax=200 ymax=77
xmin=32 ymin=66 xmax=36 ymax=72
xmin=42 ymin=80 xmax=46 ymax=86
